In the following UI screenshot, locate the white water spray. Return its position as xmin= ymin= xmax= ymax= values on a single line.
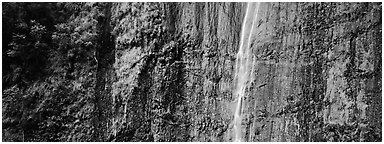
xmin=233 ymin=2 xmax=260 ymax=142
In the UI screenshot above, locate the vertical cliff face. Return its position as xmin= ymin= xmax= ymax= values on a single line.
xmin=108 ymin=2 xmax=246 ymax=141
xmin=110 ymin=2 xmax=195 ymax=141
xmin=104 ymin=2 xmax=381 ymax=142
xmin=3 ymin=2 xmax=380 ymax=142
xmin=245 ymin=3 xmax=381 ymax=142
xmin=173 ymin=3 xmax=246 ymax=142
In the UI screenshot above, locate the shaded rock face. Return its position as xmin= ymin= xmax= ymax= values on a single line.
xmin=98 ymin=2 xmax=381 ymax=142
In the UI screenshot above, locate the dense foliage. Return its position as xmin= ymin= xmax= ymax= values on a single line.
xmin=2 ymin=2 xmax=104 ymax=141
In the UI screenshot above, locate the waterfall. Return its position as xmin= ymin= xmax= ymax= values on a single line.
xmin=233 ymin=2 xmax=260 ymax=142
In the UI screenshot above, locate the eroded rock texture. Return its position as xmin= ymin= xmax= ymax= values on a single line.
xmin=244 ymin=3 xmax=382 ymax=142
xmin=105 ymin=2 xmax=381 ymax=142
xmin=107 ymin=2 xmax=247 ymax=142
xmin=41 ymin=2 xmax=380 ymax=142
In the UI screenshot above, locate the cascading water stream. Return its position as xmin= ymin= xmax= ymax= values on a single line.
xmin=233 ymin=2 xmax=260 ymax=142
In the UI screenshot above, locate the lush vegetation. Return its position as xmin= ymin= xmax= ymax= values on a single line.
xmin=2 ymin=2 xmax=107 ymax=141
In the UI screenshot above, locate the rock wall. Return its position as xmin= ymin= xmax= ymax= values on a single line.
xmin=100 ymin=2 xmax=381 ymax=142
xmin=245 ymin=2 xmax=382 ymax=142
